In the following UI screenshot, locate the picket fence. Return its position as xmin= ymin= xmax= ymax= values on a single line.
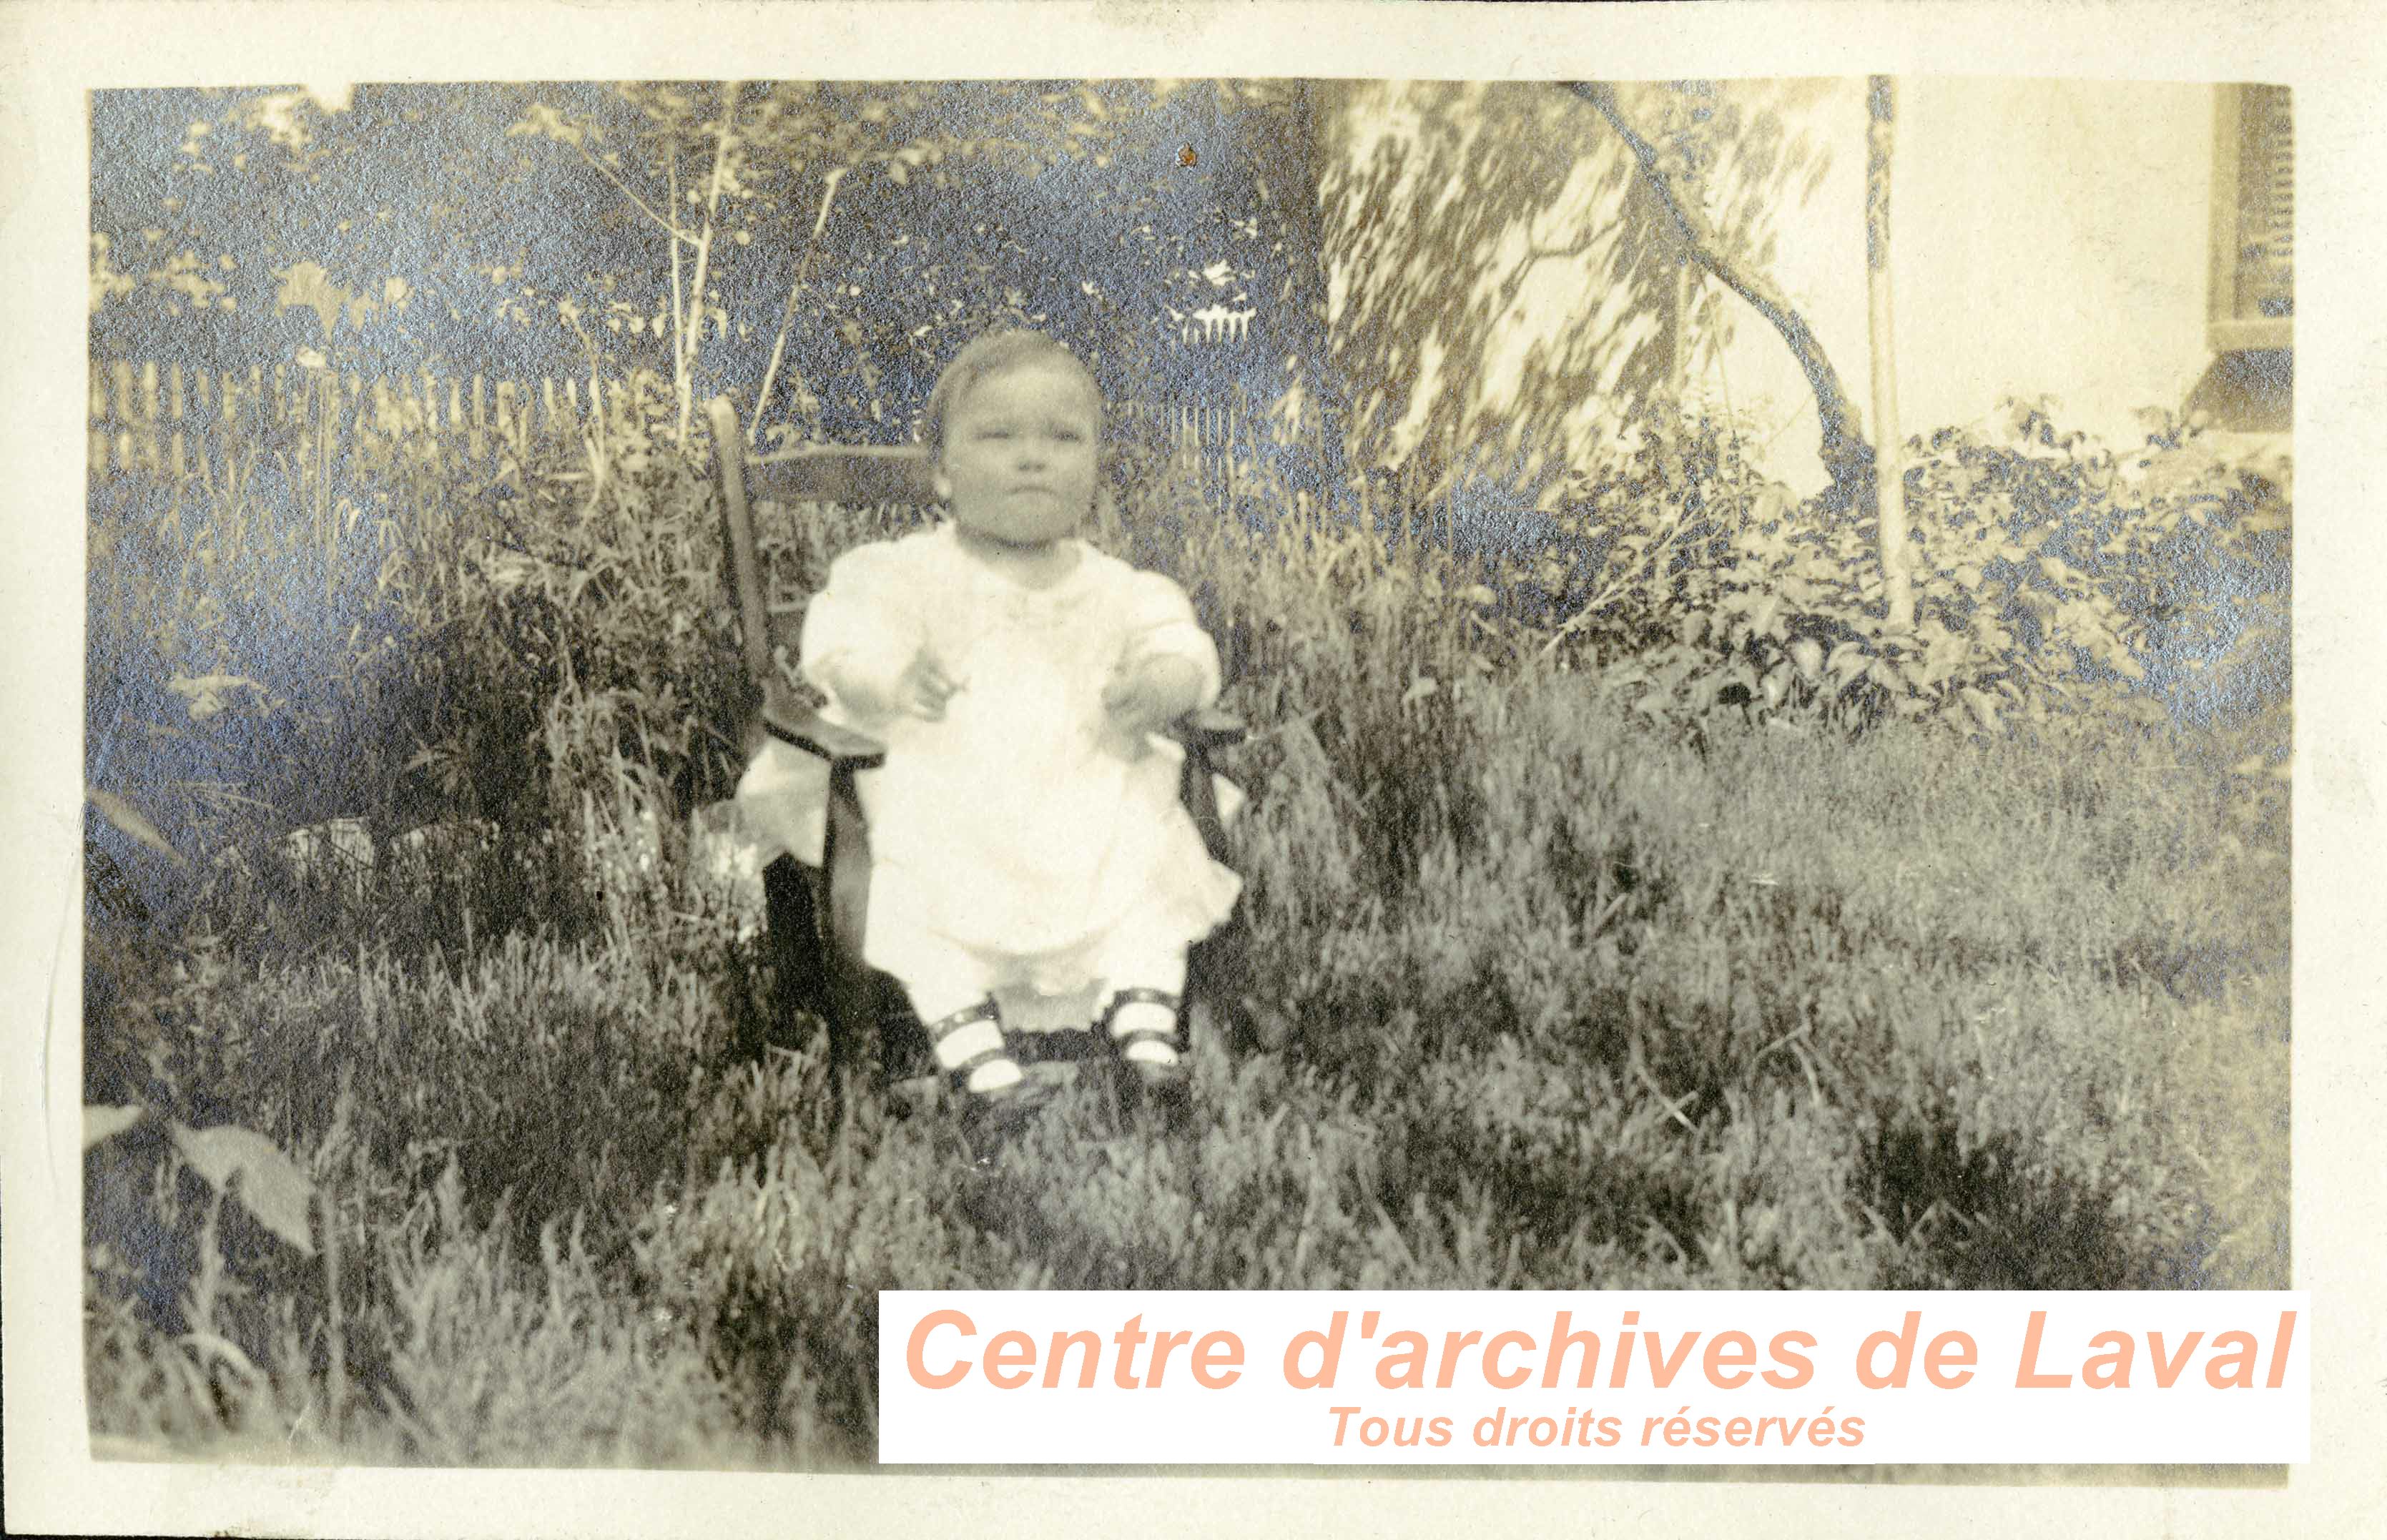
xmin=87 ymin=356 xmax=1271 ymax=508
xmin=87 ymin=357 xmax=683 ymax=492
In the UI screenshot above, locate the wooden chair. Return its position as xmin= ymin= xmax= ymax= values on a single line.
xmin=704 ymin=397 xmax=1249 ymax=1110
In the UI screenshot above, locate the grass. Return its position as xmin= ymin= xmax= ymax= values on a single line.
xmin=81 ymin=401 xmax=2290 ymax=1468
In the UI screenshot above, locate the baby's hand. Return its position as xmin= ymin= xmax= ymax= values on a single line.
xmin=837 ymin=648 xmax=962 ymax=721
xmin=1101 ymin=652 xmax=1205 ymax=739
xmin=893 ymin=651 xmax=963 ymax=721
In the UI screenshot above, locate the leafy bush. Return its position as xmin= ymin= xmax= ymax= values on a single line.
xmin=1527 ymin=398 xmax=2289 ymax=741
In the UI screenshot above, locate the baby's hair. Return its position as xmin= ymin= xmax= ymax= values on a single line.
xmin=922 ymin=330 xmax=1106 ymax=459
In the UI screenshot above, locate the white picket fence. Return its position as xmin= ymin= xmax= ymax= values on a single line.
xmin=86 ymin=356 xmax=653 ymax=490
xmin=89 ymin=355 xmax=1276 ymax=509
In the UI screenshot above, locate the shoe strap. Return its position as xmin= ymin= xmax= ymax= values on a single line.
xmin=948 ymin=1043 xmax=1015 ymax=1085
xmin=1104 ymin=986 xmax=1181 ymax=1016
xmin=1102 ymin=987 xmax=1183 ymax=1047
xmin=927 ymin=999 xmax=1013 ymax=1089
xmin=925 ymin=998 xmax=1001 ymax=1044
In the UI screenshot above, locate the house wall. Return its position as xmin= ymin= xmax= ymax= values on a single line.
xmin=1319 ymin=79 xmax=2226 ymax=499
xmin=1713 ymin=78 xmax=2220 ymax=493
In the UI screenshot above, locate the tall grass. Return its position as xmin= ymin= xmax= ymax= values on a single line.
xmin=83 ymin=391 xmax=2290 ymax=1465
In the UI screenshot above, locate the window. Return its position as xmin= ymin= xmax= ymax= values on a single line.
xmin=2209 ymin=84 xmax=2292 ymax=354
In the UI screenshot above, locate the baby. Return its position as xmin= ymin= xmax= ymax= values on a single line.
xmin=735 ymin=330 xmax=1241 ymax=1124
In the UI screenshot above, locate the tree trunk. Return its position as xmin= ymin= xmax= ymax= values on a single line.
xmin=1866 ymin=76 xmax=1914 ymax=627
xmin=1567 ymin=82 xmax=1873 ymax=505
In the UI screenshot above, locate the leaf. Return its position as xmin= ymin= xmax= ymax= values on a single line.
xmin=87 ymin=788 xmax=185 ymax=868
xmin=273 ymin=259 xmax=352 ymax=341
xmin=1402 ymin=674 xmax=1438 ymax=708
xmin=84 ymin=1103 xmax=151 ymax=1150
xmin=167 ymin=672 xmax=262 ymax=723
xmin=169 ymin=1124 xmax=317 ymax=1256
xmin=508 ymin=102 xmax=587 ymax=147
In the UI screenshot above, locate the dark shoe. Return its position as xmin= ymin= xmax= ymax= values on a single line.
xmin=1125 ymin=1055 xmax=1189 ymax=1097
xmin=926 ymin=999 xmax=1044 ymax=1133
xmin=961 ymin=1071 xmax=1056 ymax=1137
xmin=1101 ymin=987 xmax=1192 ymax=1107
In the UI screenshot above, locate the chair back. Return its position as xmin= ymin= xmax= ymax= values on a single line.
xmin=704 ymin=396 xmax=940 ymax=697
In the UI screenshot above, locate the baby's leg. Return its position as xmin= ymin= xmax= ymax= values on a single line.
xmin=911 ymin=976 xmax=1023 ymax=1096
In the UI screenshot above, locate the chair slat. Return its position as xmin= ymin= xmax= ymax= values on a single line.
xmin=744 ymin=444 xmax=937 ymax=508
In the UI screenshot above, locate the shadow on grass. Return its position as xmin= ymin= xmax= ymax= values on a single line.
xmin=1854 ymin=1097 xmax=2211 ymax=1291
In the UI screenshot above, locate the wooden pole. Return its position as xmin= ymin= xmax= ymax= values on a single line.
xmin=1865 ymin=75 xmax=1914 ymax=629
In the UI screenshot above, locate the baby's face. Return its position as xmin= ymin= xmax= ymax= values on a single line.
xmin=936 ymin=360 xmax=1101 ymax=551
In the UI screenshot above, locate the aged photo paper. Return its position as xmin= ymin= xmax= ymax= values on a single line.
xmin=6 ymin=1 xmax=2382 ymax=1535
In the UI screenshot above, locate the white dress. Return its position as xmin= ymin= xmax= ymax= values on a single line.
xmin=734 ymin=523 xmax=1242 ymax=1025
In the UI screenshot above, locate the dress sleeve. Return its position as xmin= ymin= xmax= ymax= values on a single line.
xmin=799 ymin=541 xmax=924 ymax=710
xmin=1116 ymin=568 xmax=1222 ymax=708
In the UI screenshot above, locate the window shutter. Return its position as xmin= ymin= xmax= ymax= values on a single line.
xmin=2210 ymin=84 xmax=2293 ymax=352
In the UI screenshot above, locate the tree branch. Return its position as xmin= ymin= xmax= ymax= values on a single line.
xmin=569 ymin=137 xmax=699 ymax=249
xmin=1495 ymin=229 xmax=1603 ymax=317
xmin=750 ymin=165 xmax=847 ymax=444
xmin=1567 ymin=82 xmax=1872 ymax=500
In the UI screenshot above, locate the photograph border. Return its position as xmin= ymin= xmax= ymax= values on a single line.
xmin=9 ymin=2 xmax=2381 ymax=1534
